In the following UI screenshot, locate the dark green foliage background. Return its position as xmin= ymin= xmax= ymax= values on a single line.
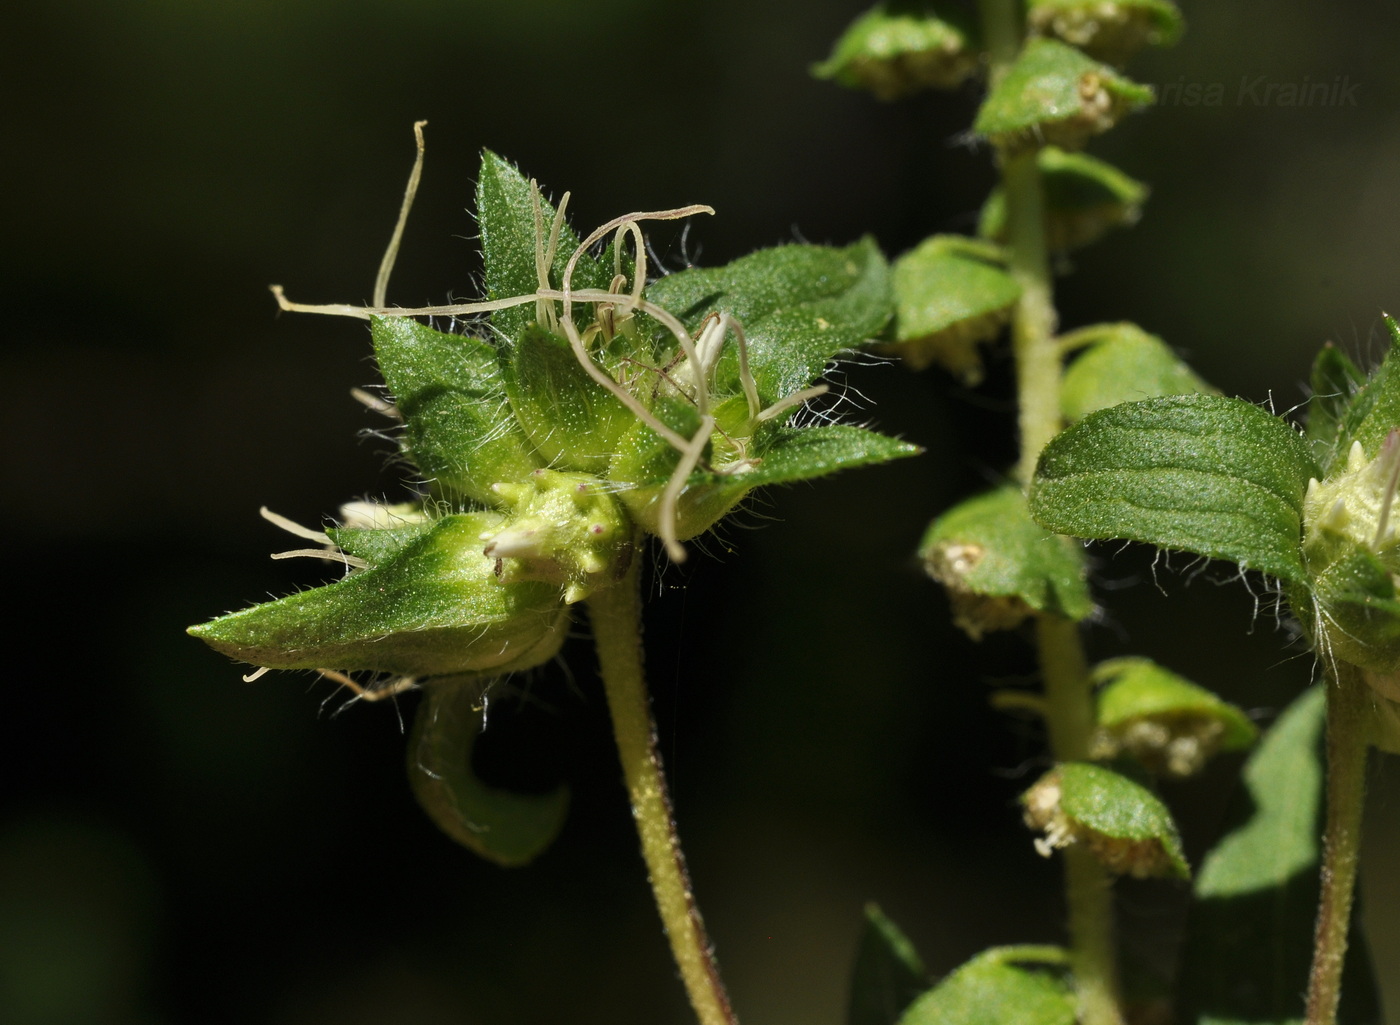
xmin=5 ymin=2 xmax=1400 ymax=1023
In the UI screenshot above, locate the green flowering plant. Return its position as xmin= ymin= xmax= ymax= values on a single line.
xmin=188 ymin=123 xmax=916 ymax=1025
xmin=817 ymin=1 xmax=1385 ymax=1024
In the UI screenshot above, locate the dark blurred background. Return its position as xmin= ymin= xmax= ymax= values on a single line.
xmin=5 ymin=1 xmax=1400 ymax=1023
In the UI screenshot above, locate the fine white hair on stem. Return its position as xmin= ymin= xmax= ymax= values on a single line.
xmin=373 ymin=120 xmax=428 ymax=309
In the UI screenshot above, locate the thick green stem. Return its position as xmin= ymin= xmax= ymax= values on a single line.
xmin=1039 ymin=616 xmax=1124 ymax=1025
xmin=978 ymin=1 xmax=1121 ymax=1020
xmin=586 ymin=556 xmax=737 ymax=1025
xmin=1305 ymin=663 xmax=1372 ymax=1025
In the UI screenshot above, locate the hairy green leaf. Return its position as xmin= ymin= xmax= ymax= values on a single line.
xmin=645 ymin=238 xmax=893 ymax=405
xmin=408 ymin=678 xmax=569 ymax=867
xmin=973 ymin=38 xmax=1153 ymax=152
xmin=502 ymin=324 xmax=631 ymax=474
xmin=1029 ymin=395 xmax=1318 ymax=582
xmin=371 ymin=316 xmax=538 ymax=505
xmin=1060 ymin=323 xmax=1212 ymax=422
xmin=1306 ymin=343 xmax=1366 ymax=472
xmin=1178 ymin=686 xmax=1380 ymax=1025
xmin=1336 ymin=316 xmax=1400 ymax=462
xmin=189 ymin=513 xmax=569 ymax=676
xmin=476 ymin=150 xmax=609 ymax=339
xmin=897 ymin=948 xmax=1073 ymax=1025
xmin=848 ymin=903 xmax=930 ymax=1025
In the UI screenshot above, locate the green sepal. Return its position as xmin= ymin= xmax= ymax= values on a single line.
xmin=920 ymin=486 xmax=1092 ymax=639
xmin=1178 ymin=686 xmax=1380 ymax=1025
xmin=1027 ymin=0 xmax=1183 ymax=66
xmin=1060 ymin=323 xmax=1213 ymax=423
xmin=885 ymin=235 xmax=1020 ymax=385
xmin=1029 ymin=395 xmax=1319 ymax=583
xmin=188 ymin=513 xmax=569 ymax=677
xmin=978 ymin=148 xmax=1148 ymax=255
xmin=1308 ymin=543 xmax=1400 ymax=674
xmin=1022 ymin=762 xmax=1189 ymax=878
xmin=1092 ymin=656 xmax=1257 ymax=776
xmin=1306 ymin=342 xmax=1366 ymax=472
xmin=407 ymin=678 xmax=569 ymax=867
xmin=476 ymin=150 xmax=610 ymax=339
xmin=645 ymin=238 xmax=893 ymax=406
xmin=812 ymin=1 xmax=980 ymax=101
xmin=972 ymin=38 xmax=1154 ymax=153
xmin=1333 ymin=315 xmax=1400 ymax=463
xmin=896 ymin=947 xmax=1073 ymax=1025
xmin=501 ymin=324 xmax=631 ymax=474
xmin=370 ymin=316 xmax=539 ymax=506
xmin=848 ymin=903 xmax=930 ymax=1025
xmin=326 ymin=521 xmax=433 ymax=566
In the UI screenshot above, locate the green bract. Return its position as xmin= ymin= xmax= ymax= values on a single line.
xmin=978 ymin=148 xmax=1149 ymax=256
xmin=812 ymin=1 xmax=980 ymax=101
xmin=920 ymin=485 xmax=1092 ymax=638
xmin=1026 ymin=0 xmax=1183 ymax=66
xmin=896 ymin=947 xmax=1074 ymax=1025
xmin=191 ymin=147 xmax=918 ymax=676
xmin=885 ymin=235 xmax=1020 ymax=384
xmin=189 ymin=511 xmax=570 ymax=678
xmin=1090 ymin=656 xmax=1256 ymax=776
xmin=1058 ymin=322 xmax=1213 ymax=422
xmin=1023 ymin=762 xmax=1189 ymax=879
xmin=973 ymin=38 xmax=1154 ymax=153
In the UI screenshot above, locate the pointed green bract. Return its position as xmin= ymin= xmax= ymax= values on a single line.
xmin=1060 ymin=323 xmax=1213 ymax=422
xmin=813 ymin=1 xmax=980 ymax=101
xmin=327 ymin=521 xmax=433 ymax=566
xmin=920 ymin=485 xmax=1092 ymax=639
xmin=848 ymin=903 xmax=930 ymax=1025
xmin=896 ymin=948 xmax=1074 ymax=1025
xmin=886 ymin=235 xmax=1019 ymax=384
xmin=973 ymin=38 xmax=1154 ymax=152
xmin=1091 ymin=656 xmax=1256 ymax=776
xmin=1306 ymin=343 xmax=1366 ymax=471
xmin=1024 ymin=762 xmax=1189 ymax=878
xmin=645 ymin=238 xmax=893 ymax=405
xmin=979 ymin=148 xmax=1148 ymax=255
xmin=476 ymin=150 xmax=610 ymax=338
xmin=502 ymin=324 xmax=632 ymax=474
xmin=1029 ymin=395 xmax=1318 ymax=582
xmin=371 ymin=316 xmax=539 ymax=505
xmin=1178 ymin=686 xmax=1380 ymax=1025
xmin=407 ymin=678 xmax=570 ymax=867
xmin=188 ymin=513 xmax=569 ymax=676
xmin=1334 ymin=316 xmax=1400 ymax=462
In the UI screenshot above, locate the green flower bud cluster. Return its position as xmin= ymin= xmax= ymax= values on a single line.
xmin=189 ymin=144 xmax=918 ymax=690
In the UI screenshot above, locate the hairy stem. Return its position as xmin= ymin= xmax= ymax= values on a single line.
xmin=587 ymin=555 xmax=737 ymax=1025
xmin=979 ymin=1 xmax=1122 ymax=1021
xmin=1305 ymin=662 xmax=1372 ymax=1025
xmin=1039 ymin=616 xmax=1123 ymax=1025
